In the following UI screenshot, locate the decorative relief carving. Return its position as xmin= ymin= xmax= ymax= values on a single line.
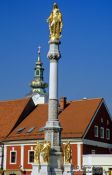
xmin=53 ymin=131 xmax=59 ymax=146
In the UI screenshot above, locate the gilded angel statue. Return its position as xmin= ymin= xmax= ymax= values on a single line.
xmin=34 ymin=141 xmax=42 ymax=164
xmin=41 ymin=141 xmax=51 ymax=163
xmin=47 ymin=3 xmax=63 ymax=40
xmin=64 ymin=142 xmax=72 ymax=164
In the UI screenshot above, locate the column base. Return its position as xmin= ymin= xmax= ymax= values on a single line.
xmin=44 ymin=120 xmax=62 ymax=150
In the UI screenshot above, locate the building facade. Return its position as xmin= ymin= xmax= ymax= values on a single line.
xmin=0 ymin=97 xmax=111 ymax=175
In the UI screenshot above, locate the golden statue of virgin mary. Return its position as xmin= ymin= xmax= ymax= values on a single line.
xmin=47 ymin=3 xmax=63 ymax=40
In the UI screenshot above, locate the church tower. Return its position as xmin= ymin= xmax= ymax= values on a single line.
xmin=30 ymin=47 xmax=48 ymax=105
xmin=31 ymin=47 xmax=48 ymax=94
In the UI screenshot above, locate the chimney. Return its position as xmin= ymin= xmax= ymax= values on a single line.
xmin=59 ymin=97 xmax=67 ymax=111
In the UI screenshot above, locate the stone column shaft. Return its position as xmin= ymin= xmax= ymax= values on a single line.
xmin=48 ymin=60 xmax=58 ymax=121
xmin=44 ymin=40 xmax=63 ymax=174
xmin=49 ymin=61 xmax=58 ymax=100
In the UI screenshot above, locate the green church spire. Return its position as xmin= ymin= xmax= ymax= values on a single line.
xmin=30 ymin=47 xmax=48 ymax=94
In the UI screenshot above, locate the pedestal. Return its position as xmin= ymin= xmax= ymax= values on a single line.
xmin=39 ymin=163 xmax=51 ymax=175
xmin=31 ymin=163 xmax=51 ymax=175
xmin=63 ymin=163 xmax=74 ymax=175
xmin=31 ymin=163 xmax=40 ymax=175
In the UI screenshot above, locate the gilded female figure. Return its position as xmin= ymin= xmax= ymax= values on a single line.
xmin=47 ymin=3 xmax=63 ymax=40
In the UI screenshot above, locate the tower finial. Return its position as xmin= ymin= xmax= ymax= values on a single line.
xmin=38 ymin=46 xmax=41 ymax=62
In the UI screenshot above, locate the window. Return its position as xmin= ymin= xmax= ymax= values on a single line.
xmin=94 ymin=126 xmax=98 ymax=137
xmin=91 ymin=150 xmax=95 ymax=154
xmin=28 ymin=151 xmax=34 ymax=163
xmin=107 ymin=120 xmax=109 ymax=125
xmin=27 ymin=127 xmax=35 ymax=133
xmin=106 ymin=129 xmax=110 ymax=140
xmin=10 ymin=151 xmax=16 ymax=164
xmin=36 ymin=70 xmax=40 ymax=76
xmin=101 ymin=118 xmax=103 ymax=123
xmin=100 ymin=127 xmax=104 ymax=138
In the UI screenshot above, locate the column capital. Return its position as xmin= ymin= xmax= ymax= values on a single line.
xmin=47 ymin=40 xmax=61 ymax=61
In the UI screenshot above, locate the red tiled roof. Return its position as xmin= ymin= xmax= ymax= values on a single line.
xmin=4 ymin=98 xmax=103 ymax=141
xmin=0 ymin=98 xmax=30 ymax=140
xmin=5 ymin=104 xmax=48 ymax=141
xmin=60 ymin=98 xmax=103 ymax=138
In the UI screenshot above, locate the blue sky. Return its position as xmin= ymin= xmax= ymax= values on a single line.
xmin=0 ymin=0 xmax=112 ymax=113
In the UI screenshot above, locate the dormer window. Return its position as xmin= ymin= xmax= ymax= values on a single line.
xmin=100 ymin=127 xmax=104 ymax=139
xmin=94 ymin=125 xmax=98 ymax=137
xmin=106 ymin=129 xmax=110 ymax=140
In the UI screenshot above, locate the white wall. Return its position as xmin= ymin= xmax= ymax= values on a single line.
xmin=83 ymin=154 xmax=112 ymax=171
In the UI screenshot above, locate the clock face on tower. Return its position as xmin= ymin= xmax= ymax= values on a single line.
xmin=32 ymin=93 xmax=40 ymax=105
